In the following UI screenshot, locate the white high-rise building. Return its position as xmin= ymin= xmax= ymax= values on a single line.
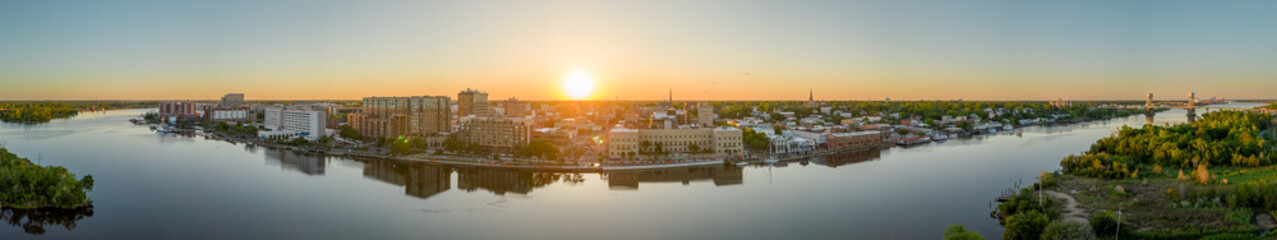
xmin=262 ymin=107 xmax=328 ymax=141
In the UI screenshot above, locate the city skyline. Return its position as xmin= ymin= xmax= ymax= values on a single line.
xmin=3 ymin=1 xmax=1277 ymax=101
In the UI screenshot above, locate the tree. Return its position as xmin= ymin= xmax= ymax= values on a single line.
xmin=688 ymin=144 xmax=702 ymax=153
xmin=769 ymin=112 xmax=786 ymax=122
xmin=338 ymin=125 xmax=362 ymax=140
xmin=943 ymin=224 xmax=984 ymax=240
xmin=517 ymin=140 xmax=560 ymax=160
xmin=1041 ymin=220 xmax=1095 ymax=240
xmin=1003 ymin=211 xmax=1049 ymax=240
xmin=443 ymin=138 xmax=465 ymax=152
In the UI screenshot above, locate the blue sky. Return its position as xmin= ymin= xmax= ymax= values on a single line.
xmin=2 ymin=0 xmax=1275 ymax=100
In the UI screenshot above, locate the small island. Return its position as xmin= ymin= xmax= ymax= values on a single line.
xmin=0 ymin=147 xmax=94 ymax=210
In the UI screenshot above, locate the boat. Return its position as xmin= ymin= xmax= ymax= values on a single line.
xmin=156 ymin=125 xmax=173 ymax=133
xmin=931 ymin=133 xmax=949 ymax=141
xmin=735 ymin=161 xmax=749 ymax=167
xmin=1003 ymin=125 xmax=1014 ymax=131
xmin=763 ymin=158 xmax=779 ymax=164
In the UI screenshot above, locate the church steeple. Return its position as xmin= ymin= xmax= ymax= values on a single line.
xmin=809 ymin=89 xmax=813 ymax=102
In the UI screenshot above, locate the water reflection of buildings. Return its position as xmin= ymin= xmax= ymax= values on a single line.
xmin=605 ymin=166 xmax=743 ymax=190
xmin=811 ymin=149 xmax=882 ymax=168
xmin=264 ymin=148 xmax=326 ymax=175
xmin=363 ymin=160 xmax=451 ymax=199
xmin=456 ymin=169 xmax=559 ymax=195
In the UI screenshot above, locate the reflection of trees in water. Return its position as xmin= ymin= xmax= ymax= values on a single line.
xmin=0 ymin=207 xmax=94 ymax=235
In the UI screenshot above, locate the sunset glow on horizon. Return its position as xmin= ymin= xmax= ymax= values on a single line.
xmin=2 ymin=1 xmax=1276 ymax=101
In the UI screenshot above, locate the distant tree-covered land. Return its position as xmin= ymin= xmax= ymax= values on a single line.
xmin=0 ymin=103 xmax=78 ymax=124
xmin=0 ymin=148 xmax=95 ymax=209
xmin=0 ymin=101 xmax=158 ymax=124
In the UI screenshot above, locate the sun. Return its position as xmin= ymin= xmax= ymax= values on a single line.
xmin=563 ymin=71 xmax=595 ymax=99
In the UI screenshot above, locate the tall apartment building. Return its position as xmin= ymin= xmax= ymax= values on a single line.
xmin=697 ymin=103 xmax=714 ymax=126
xmin=457 ymin=89 xmax=489 ymax=117
xmin=606 ymin=126 xmax=744 ymax=159
xmin=348 ymin=96 xmax=451 ymax=140
xmin=159 ymin=101 xmax=197 ymax=117
xmin=502 ymin=98 xmax=530 ymax=117
xmin=221 ymin=93 xmax=245 ymax=108
xmin=458 ymin=116 xmax=533 ymax=154
xmin=262 ymin=107 xmax=327 ymax=141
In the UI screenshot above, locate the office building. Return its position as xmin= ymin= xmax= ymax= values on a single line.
xmin=261 ymin=107 xmax=327 ymax=141
xmin=204 ymin=108 xmax=250 ymax=122
xmin=826 ymin=131 xmax=882 ymax=150
xmin=458 ymin=116 xmax=533 ymax=154
xmin=697 ymin=103 xmax=714 ymax=126
xmin=457 ymin=89 xmax=489 ymax=117
xmin=348 ymin=96 xmax=451 ymax=140
xmin=159 ymin=101 xmax=197 ymax=117
xmin=502 ymin=98 xmax=530 ymax=117
xmin=606 ymin=126 xmax=744 ymax=159
xmin=220 ymin=93 xmax=245 ymax=108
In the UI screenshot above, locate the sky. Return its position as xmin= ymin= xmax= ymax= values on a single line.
xmin=1 ymin=0 xmax=1275 ymax=101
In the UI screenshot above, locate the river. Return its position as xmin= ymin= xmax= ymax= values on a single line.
xmin=0 ymin=104 xmax=1262 ymax=239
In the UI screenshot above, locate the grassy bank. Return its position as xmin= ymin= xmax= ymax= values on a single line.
xmin=966 ymin=111 xmax=1277 ymax=239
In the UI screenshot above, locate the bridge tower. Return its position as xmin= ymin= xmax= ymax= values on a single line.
xmin=1144 ymin=93 xmax=1155 ymax=117
xmin=1186 ymin=92 xmax=1197 ymax=123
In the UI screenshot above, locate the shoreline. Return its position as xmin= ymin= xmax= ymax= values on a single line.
xmin=148 ymin=110 xmax=1155 ymax=173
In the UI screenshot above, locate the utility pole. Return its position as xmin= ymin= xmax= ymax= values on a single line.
xmin=1116 ymin=207 xmax=1122 ymax=240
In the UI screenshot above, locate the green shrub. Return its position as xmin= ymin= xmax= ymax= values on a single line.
xmin=943 ymin=224 xmax=984 ymax=240
xmin=1090 ymin=210 xmax=1122 ymax=238
xmin=1003 ymin=211 xmax=1049 ymax=240
xmin=1041 ymin=220 xmax=1095 ymax=240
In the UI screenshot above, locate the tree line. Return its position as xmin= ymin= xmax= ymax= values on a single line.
xmin=1063 ymin=111 xmax=1274 ymax=179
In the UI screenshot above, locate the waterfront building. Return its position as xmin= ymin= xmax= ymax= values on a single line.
xmin=458 ymin=88 xmax=489 ymax=117
xmin=503 ymin=98 xmax=530 ymax=117
xmin=349 ymin=96 xmax=451 ymax=140
xmin=769 ymin=135 xmax=816 ymax=155
xmin=605 ymin=126 xmax=744 ymax=158
xmin=457 ymin=116 xmax=533 ymax=154
xmin=204 ymin=108 xmax=250 ymax=122
xmin=159 ymin=101 xmax=197 ymax=117
xmin=826 ymin=131 xmax=881 ymax=150
xmin=261 ymin=107 xmax=328 ymax=141
xmin=220 ymin=93 xmax=245 ymax=108
xmin=783 ymin=130 xmax=828 ymax=145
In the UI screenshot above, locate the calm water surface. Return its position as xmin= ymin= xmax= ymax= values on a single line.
xmin=0 ymin=107 xmax=1249 ymax=239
